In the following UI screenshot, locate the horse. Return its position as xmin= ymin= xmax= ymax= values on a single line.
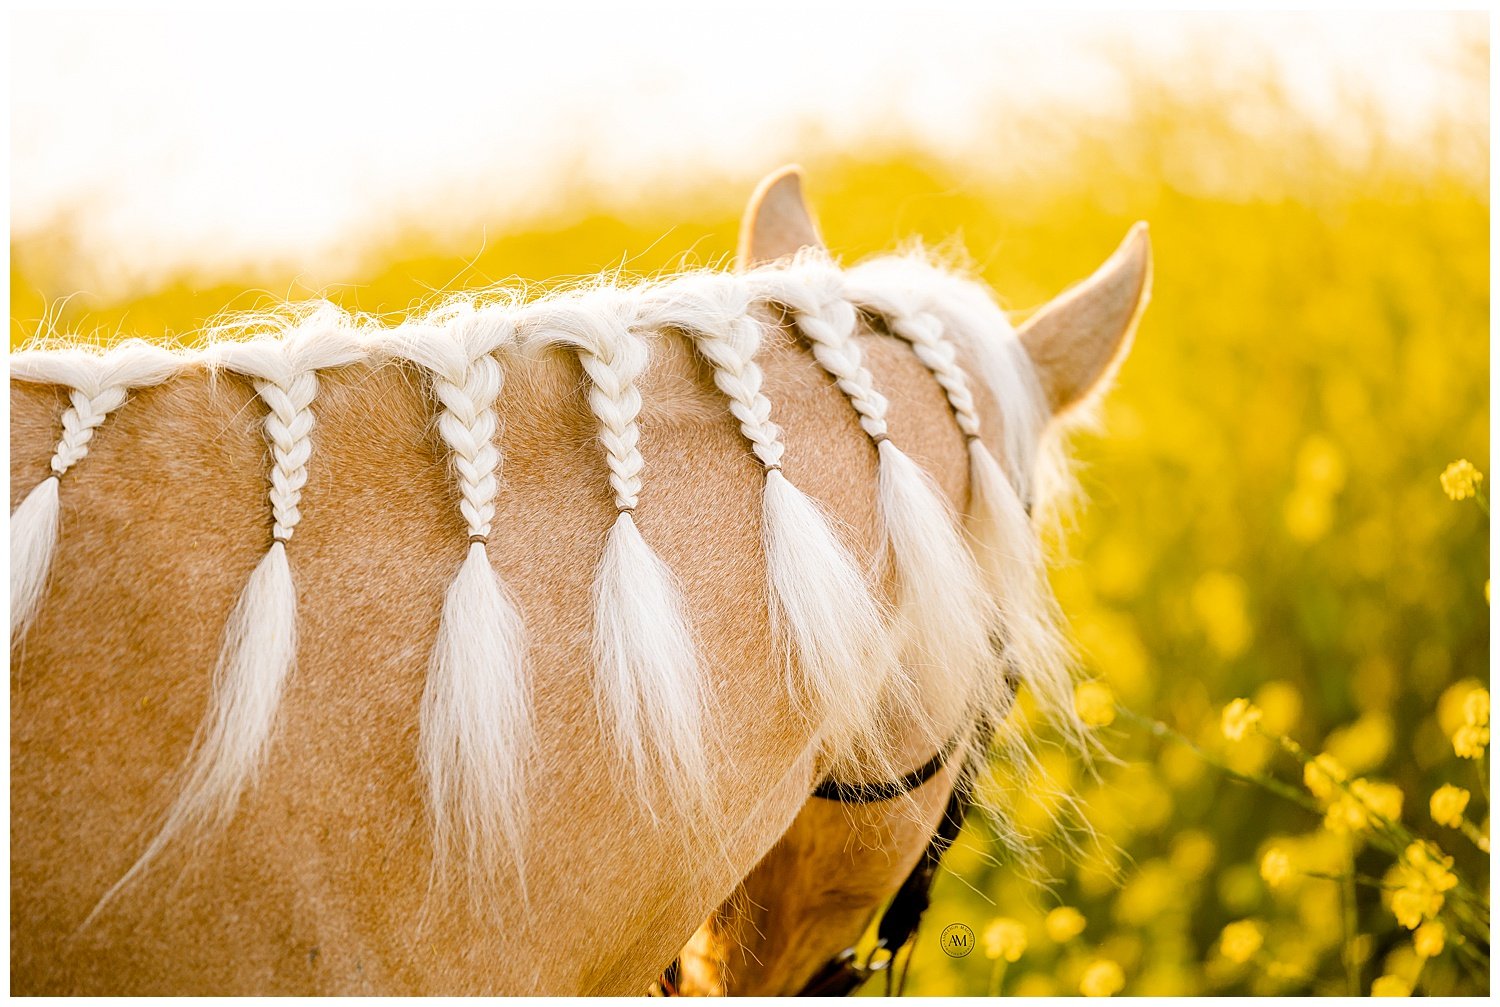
xmin=662 ymin=174 xmax=1149 ymax=996
xmin=9 ymin=166 xmax=1148 ymax=995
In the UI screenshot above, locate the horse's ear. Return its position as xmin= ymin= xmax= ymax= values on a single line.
xmin=737 ymin=165 xmax=826 ymax=270
xmin=1018 ymin=222 xmax=1152 ymax=415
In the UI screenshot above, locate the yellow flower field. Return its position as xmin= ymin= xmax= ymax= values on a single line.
xmin=10 ymin=36 xmax=1488 ymax=999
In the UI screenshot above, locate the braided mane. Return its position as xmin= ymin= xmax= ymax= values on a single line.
xmin=10 ymin=250 xmax=1075 ymax=897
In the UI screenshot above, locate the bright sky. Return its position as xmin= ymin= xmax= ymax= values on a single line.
xmin=9 ymin=6 xmax=1484 ymax=292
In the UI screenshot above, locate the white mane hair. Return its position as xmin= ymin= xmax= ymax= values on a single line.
xmin=9 ymin=249 xmax=1077 ymax=892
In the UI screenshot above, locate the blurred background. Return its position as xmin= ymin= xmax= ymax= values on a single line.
xmin=10 ymin=5 xmax=1490 ymax=997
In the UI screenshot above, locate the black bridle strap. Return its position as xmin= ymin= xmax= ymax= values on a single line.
xmin=875 ymin=772 xmax=969 ymax=954
xmin=809 ymin=730 xmax=964 ymax=804
xmin=651 ymin=725 xmax=986 ymax=997
xmin=793 ymin=729 xmax=983 ymax=997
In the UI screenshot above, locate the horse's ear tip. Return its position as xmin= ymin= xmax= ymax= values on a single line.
xmin=758 ymin=164 xmax=806 ymax=193
xmin=738 ymin=165 xmax=825 ymax=269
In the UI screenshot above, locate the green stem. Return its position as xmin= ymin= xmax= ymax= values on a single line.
xmin=1449 ymin=932 xmax=1489 ymax=984
xmin=1274 ymin=733 xmax=1489 ymax=924
xmin=1299 ymin=871 xmax=1398 ymax=889
xmin=1115 ymin=707 xmax=1321 ymax=812
xmin=1457 ymin=818 xmax=1490 ymax=853
xmin=987 ymin=958 xmax=1008 ymax=997
xmin=1117 ymin=706 xmax=1492 ymax=963
xmin=1340 ymin=843 xmax=1359 ymax=996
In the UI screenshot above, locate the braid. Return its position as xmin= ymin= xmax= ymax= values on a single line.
xmin=752 ymin=258 xmax=997 ymax=753
xmin=253 ymin=371 xmax=318 ymax=544
xmin=97 ymin=309 xmax=366 ymax=913
xmin=879 ymin=309 xmax=984 ymax=440
xmin=50 ymin=386 xmax=129 ymax=477
xmin=640 ymin=276 xmax=785 ymax=472
xmin=575 ymin=334 xmax=648 ymax=511
xmin=693 ymin=316 xmax=785 ymax=470
xmin=752 ymin=268 xmax=891 ymax=442
xmin=432 ymin=352 xmax=503 ymax=540
xmin=382 ymin=304 xmax=533 ymax=884
xmin=11 ymin=342 xmax=180 ymax=641
xmin=518 ymin=292 xmax=711 ymax=817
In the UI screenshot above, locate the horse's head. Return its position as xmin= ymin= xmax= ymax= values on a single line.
xmin=670 ymin=168 xmax=1151 ymax=996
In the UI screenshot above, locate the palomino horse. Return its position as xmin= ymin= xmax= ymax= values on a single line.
xmin=668 ymin=175 xmax=1149 ymax=996
xmin=10 ymin=166 xmax=1147 ymax=995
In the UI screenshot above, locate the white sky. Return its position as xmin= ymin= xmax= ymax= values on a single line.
xmin=8 ymin=6 xmax=1486 ymax=292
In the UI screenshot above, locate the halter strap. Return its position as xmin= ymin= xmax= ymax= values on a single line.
xmin=809 ymin=729 xmax=964 ymax=804
xmin=795 ymin=725 xmax=985 ymax=997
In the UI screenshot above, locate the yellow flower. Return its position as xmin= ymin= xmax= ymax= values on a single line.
xmin=1390 ymin=886 xmax=1433 ymax=930
xmin=1170 ymin=830 xmax=1217 ymax=879
xmin=1440 ymin=459 xmax=1483 ymax=500
xmin=1323 ymin=796 xmax=1364 ymax=833
xmin=1323 ymin=779 xmax=1402 ymax=834
xmin=1218 ymin=919 xmax=1264 ymax=963
xmin=1044 ymin=905 xmax=1087 ymax=943
xmin=1326 ymin=713 xmax=1394 ymax=774
xmin=1303 ymin=752 xmax=1347 ymax=800
xmin=1284 ymin=484 xmax=1334 ymax=542
xmin=1429 ymin=785 xmax=1470 ymax=828
xmin=1297 ymin=435 xmax=1347 ymax=492
xmin=1253 ymin=679 xmax=1303 ymax=734
xmin=1260 ymin=847 xmax=1293 ymax=888
xmin=1462 ymin=688 xmax=1489 ymax=727
xmin=1079 ymin=959 xmax=1125 ymax=997
xmin=1221 ymin=698 xmax=1263 ymax=742
xmin=1388 ymin=842 xmax=1458 ymax=929
xmin=1437 ymin=679 xmax=1486 ymax=734
xmin=1405 ymin=842 xmax=1458 ymax=892
xmin=1357 ymin=779 xmax=1404 ymax=822
xmin=982 ymin=917 xmax=1027 ymax=962
xmin=1371 ymin=975 xmax=1412 ymax=997
xmin=1413 ymin=920 xmax=1446 ymax=959
xmin=1452 ymin=723 xmax=1489 ymax=760
xmin=1074 ymin=680 xmax=1116 ymax=728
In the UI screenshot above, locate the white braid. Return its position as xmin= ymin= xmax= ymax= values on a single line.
xmin=51 ymin=386 xmax=128 ymax=476
xmin=688 ymin=318 xmax=784 ymax=469
xmin=436 ymin=353 xmax=503 ymax=539
xmin=554 ymin=305 xmax=651 ymax=512
xmin=639 ymin=275 xmax=897 ymax=756
xmin=580 ymin=341 xmax=647 ymax=511
xmin=640 ymin=275 xmax=784 ymax=470
xmin=11 ymin=341 xmax=180 ymax=639
xmin=94 ymin=307 xmax=364 ymax=914
xmin=385 ymin=301 xmax=516 ymax=539
xmin=518 ymin=291 xmax=711 ymax=816
xmin=383 ymin=302 xmax=532 ymax=884
xmin=875 ymin=309 xmax=984 ymax=439
xmin=254 ymin=372 xmax=318 ymax=542
xmin=752 ymin=257 xmax=997 ymax=748
xmin=754 ymin=267 xmax=892 ymax=441
xmin=213 ymin=306 xmax=364 ymax=538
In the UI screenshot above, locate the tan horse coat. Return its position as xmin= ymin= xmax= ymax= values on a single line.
xmin=10 ymin=168 xmax=1148 ymax=995
xmin=674 ymin=174 xmax=1150 ymax=996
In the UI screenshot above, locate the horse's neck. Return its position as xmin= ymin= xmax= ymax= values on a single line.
xmin=10 ymin=299 xmax=992 ymax=992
